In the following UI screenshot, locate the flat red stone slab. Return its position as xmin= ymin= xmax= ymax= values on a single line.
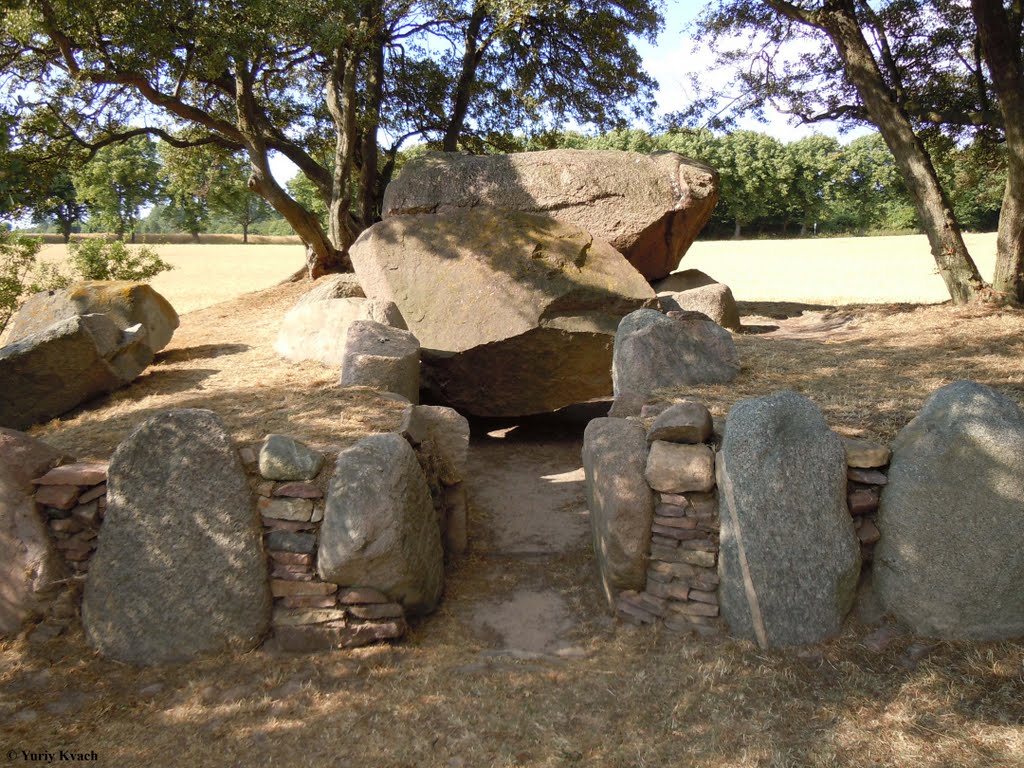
xmin=35 ymin=484 xmax=81 ymax=510
xmin=33 ymin=463 xmax=108 ymax=486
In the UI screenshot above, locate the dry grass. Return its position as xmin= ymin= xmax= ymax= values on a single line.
xmin=4 ymin=237 xmax=1024 ymax=767
xmin=669 ymin=301 xmax=1024 ymax=444
xmin=28 ymin=279 xmax=406 ymax=460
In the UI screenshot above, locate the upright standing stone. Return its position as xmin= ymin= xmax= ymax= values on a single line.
xmin=82 ymin=410 xmax=271 ymax=664
xmin=399 ymin=405 xmax=471 ymax=485
xmin=318 ymin=434 xmax=443 ymax=615
xmin=274 ymin=297 xmax=407 ymax=365
xmin=339 ymin=320 xmax=421 ymax=404
xmin=582 ymin=418 xmax=655 ymax=608
xmin=0 ymin=429 xmax=67 ymax=636
xmin=717 ymin=391 xmax=860 ymax=647
xmin=875 ymin=381 xmax=1024 ymax=639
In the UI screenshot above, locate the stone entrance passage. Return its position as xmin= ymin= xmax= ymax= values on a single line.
xmin=459 ymin=407 xmax=603 ymax=658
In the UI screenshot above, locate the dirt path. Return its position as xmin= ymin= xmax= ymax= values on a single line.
xmin=454 ymin=408 xmax=607 ymax=659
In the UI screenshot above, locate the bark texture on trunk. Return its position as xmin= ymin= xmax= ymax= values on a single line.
xmin=973 ymin=0 xmax=1024 ymax=303
xmin=442 ymin=4 xmax=487 ymax=152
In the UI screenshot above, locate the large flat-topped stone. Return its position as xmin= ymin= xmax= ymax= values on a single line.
xmin=382 ymin=149 xmax=719 ymax=280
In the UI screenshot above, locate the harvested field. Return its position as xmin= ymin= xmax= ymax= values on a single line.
xmin=684 ymin=231 xmax=998 ymax=305
xmin=37 ymin=242 xmax=306 ymax=315
xmin=4 ymin=234 xmax=1024 ymax=767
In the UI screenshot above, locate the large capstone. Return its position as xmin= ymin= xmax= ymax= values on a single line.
xmin=0 ymin=313 xmax=154 ymax=430
xmin=582 ymin=418 xmax=655 ymax=608
xmin=350 ymin=208 xmax=656 ymax=417
xmin=4 ymin=281 xmax=178 ymax=353
xmin=875 ymin=381 xmax=1024 ymax=640
xmin=274 ymin=297 xmax=406 ymax=366
xmin=382 ymin=149 xmax=719 ymax=280
xmin=612 ymin=309 xmax=739 ymax=405
xmin=717 ymin=391 xmax=860 ymax=648
xmin=318 ymin=433 xmax=443 ymax=616
xmin=0 ymin=428 xmax=67 ymax=636
xmin=82 ymin=409 xmax=271 ymax=664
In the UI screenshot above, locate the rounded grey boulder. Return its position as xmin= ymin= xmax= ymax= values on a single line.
xmin=612 ymin=309 xmax=739 ymax=403
xmin=82 ymin=409 xmax=271 ymax=664
xmin=717 ymin=391 xmax=860 ymax=647
xmin=318 ymin=433 xmax=443 ymax=616
xmin=875 ymin=381 xmax=1024 ymax=640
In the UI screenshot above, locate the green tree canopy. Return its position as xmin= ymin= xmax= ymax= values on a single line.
xmin=72 ymin=135 xmax=161 ymax=241
xmin=1 ymin=0 xmax=662 ymax=276
xmin=677 ymin=0 xmax=1022 ymax=304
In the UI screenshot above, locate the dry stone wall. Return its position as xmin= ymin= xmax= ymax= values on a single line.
xmin=19 ymin=404 xmax=467 ymax=659
xmin=592 ymin=397 xmax=893 ymax=644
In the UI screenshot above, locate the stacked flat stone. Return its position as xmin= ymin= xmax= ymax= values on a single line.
xmin=32 ymin=462 xmax=108 ymax=575
xmin=843 ymin=437 xmax=889 ymax=561
xmin=613 ymin=401 xmax=724 ymax=638
xmin=247 ymin=435 xmax=408 ymax=651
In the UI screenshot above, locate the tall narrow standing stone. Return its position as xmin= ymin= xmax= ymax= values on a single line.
xmin=83 ymin=409 xmax=271 ymax=664
xmin=582 ymin=418 xmax=655 ymax=608
xmin=717 ymin=391 xmax=860 ymax=648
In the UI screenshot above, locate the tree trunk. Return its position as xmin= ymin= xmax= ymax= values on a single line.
xmin=325 ymin=41 xmax=361 ymax=266
xmin=236 ymin=61 xmax=349 ymax=278
xmin=359 ymin=7 xmax=386 ymax=226
xmin=814 ymin=2 xmax=987 ymax=304
xmin=733 ymin=220 xmax=742 ymax=238
xmin=973 ymin=0 xmax=1024 ymax=303
xmin=242 ymin=221 xmax=249 ymax=244
xmin=442 ymin=3 xmax=487 ymax=152
xmin=799 ymin=222 xmax=808 ymax=237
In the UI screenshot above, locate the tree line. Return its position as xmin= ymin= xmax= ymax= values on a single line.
xmin=19 ymin=134 xmax=277 ymax=243
xmin=19 ymin=126 xmax=1006 ymax=245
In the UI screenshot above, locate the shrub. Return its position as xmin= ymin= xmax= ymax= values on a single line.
xmin=0 ymin=232 xmax=43 ymax=335
xmin=68 ymin=239 xmax=173 ymax=282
